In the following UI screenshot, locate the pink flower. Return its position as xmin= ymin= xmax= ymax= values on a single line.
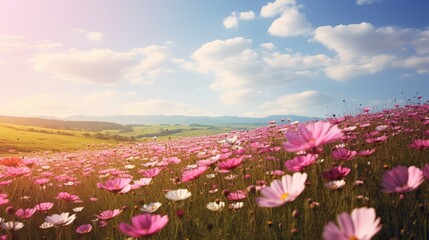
xmin=118 ymin=214 xmax=168 ymax=238
xmin=76 ymin=224 xmax=92 ymax=234
xmin=365 ymin=135 xmax=388 ymax=144
xmin=284 ymin=154 xmax=317 ymax=172
xmin=256 ymin=172 xmax=307 ymax=208
xmin=322 ymin=207 xmax=381 ymax=240
xmin=97 ymin=178 xmax=132 ymax=194
xmin=357 ymin=149 xmax=376 ymax=157
xmin=381 ymin=165 xmax=424 ymax=193
xmin=283 ymin=122 xmax=343 ymax=153
xmin=35 ymin=202 xmax=53 ymax=212
xmin=5 ymin=167 xmax=31 ymax=177
xmin=332 ymin=148 xmax=357 ymax=161
xmin=55 ymin=192 xmax=82 ymax=203
xmin=181 ymin=166 xmax=208 ymax=182
xmin=322 ymin=166 xmax=351 ymax=181
xmin=95 ymin=209 xmax=123 ymax=220
xmin=139 ymin=168 xmax=161 ymax=178
xmin=15 ymin=208 xmax=37 ymax=219
xmin=218 ymin=157 xmax=244 ymax=170
xmin=408 ymin=139 xmax=429 ymax=150
xmin=226 ymin=190 xmax=247 ymax=201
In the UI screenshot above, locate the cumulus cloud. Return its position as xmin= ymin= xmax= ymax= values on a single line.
xmin=73 ymin=28 xmax=103 ymax=41
xmin=223 ymin=11 xmax=255 ymax=29
xmin=313 ymin=22 xmax=429 ymax=79
xmin=122 ymin=99 xmax=211 ymax=116
xmin=356 ymin=0 xmax=382 ymax=5
xmin=30 ymin=45 xmax=172 ymax=84
xmin=258 ymin=90 xmax=332 ymax=116
xmin=260 ymin=0 xmax=312 ymax=37
xmin=184 ymin=37 xmax=329 ymax=104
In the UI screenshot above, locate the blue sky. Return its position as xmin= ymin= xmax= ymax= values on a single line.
xmin=1 ymin=0 xmax=428 ymax=118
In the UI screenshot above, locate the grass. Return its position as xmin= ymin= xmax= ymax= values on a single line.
xmin=0 ymin=104 xmax=428 ymax=239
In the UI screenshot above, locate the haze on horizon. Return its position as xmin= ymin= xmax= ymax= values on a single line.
xmin=1 ymin=0 xmax=428 ymax=119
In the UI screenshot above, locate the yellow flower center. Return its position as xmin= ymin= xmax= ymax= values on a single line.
xmin=280 ymin=193 xmax=289 ymax=201
xmin=348 ymin=236 xmax=358 ymax=240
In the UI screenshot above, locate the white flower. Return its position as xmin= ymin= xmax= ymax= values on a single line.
xmin=140 ymin=202 xmax=162 ymax=213
xmin=2 ymin=221 xmax=24 ymax=231
xmin=325 ymin=180 xmax=346 ymax=190
xmin=73 ymin=207 xmax=84 ymax=213
xmin=229 ymin=202 xmax=244 ymax=210
xmin=45 ymin=212 xmax=76 ymax=227
xmin=206 ymin=201 xmax=225 ymax=212
xmin=165 ymin=189 xmax=192 ymax=201
xmin=224 ymin=174 xmax=237 ymax=180
xmin=133 ymin=178 xmax=152 ymax=187
xmin=206 ymin=174 xmax=216 ymax=179
xmin=39 ymin=222 xmax=54 ymax=229
xmin=124 ymin=164 xmax=135 ymax=169
xmin=184 ymin=164 xmax=198 ymax=170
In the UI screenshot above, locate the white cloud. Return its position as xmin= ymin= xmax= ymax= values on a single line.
xmin=0 ymin=35 xmax=26 ymax=52
xmin=260 ymin=0 xmax=297 ymax=18
xmin=313 ymin=22 xmax=413 ymax=60
xmin=324 ymin=55 xmax=395 ymax=80
xmin=258 ymin=90 xmax=331 ymax=116
xmin=267 ymin=8 xmax=312 ymax=37
xmin=34 ymin=40 xmax=63 ymax=51
xmin=122 ymin=99 xmax=211 ymax=116
xmin=404 ymin=56 xmax=429 ymax=74
xmin=30 ymin=45 xmax=172 ymax=84
xmin=356 ymin=0 xmax=382 ymax=5
xmin=185 ymin=37 xmax=328 ymax=104
xmin=73 ymin=28 xmax=103 ymax=41
xmin=223 ymin=11 xmax=255 ymax=29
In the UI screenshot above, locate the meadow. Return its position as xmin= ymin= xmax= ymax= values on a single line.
xmin=0 ymin=103 xmax=428 ymax=239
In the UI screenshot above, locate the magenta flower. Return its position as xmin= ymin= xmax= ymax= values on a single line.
xmin=283 ymin=121 xmax=343 ymax=153
xmin=284 ymin=154 xmax=317 ymax=172
xmin=181 ymin=166 xmax=208 ymax=182
xmin=381 ymin=165 xmax=424 ymax=193
xmin=256 ymin=172 xmax=307 ymax=208
xmin=226 ymin=190 xmax=247 ymax=201
xmin=97 ymin=177 xmax=132 ymax=194
xmin=332 ymin=148 xmax=357 ymax=161
xmin=15 ymin=208 xmax=37 ymax=219
xmin=139 ymin=168 xmax=161 ymax=178
xmin=218 ymin=157 xmax=244 ymax=171
xmin=423 ymin=163 xmax=429 ymax=180
xmin=322 ymin=207 xmax=381 ymax=240
xmin=95 ymin=209 xmax=123 ymax=220
xmin=118 ymin=214 xmax=168 ymax=238
xmin=55 ymin=192 xmax=82 ymax=203
xmin=322 ymin=166 xmax=351 ymax=181
xmin=357 ymin=149 xmax=376 ymax=157
xmin=76 ymin=224 xmax=92 ymax=234
xmin=408 ymin=139 xmax=429 ymax=150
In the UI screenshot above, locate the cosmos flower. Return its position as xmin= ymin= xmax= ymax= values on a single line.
xmin=165 ymin=189 xmax=192 ymax=201
xmin=322 ymin=207 xmax=381 ymax=240
xmin=381 ymin=165 xmax=424 ymax=193
xmin=139 ymin=168 xmax=161 ymax=178
xmin=97 ymin=178 xmax=132 ymax=194
xmin=76 ymin=224 xmax=92 ymax=234
xmin=45 ymin=212 xmax=76 ymax=227
xmin=1 ymin=221 xmax=24 ymax=231
xmin=332 ymin=148 xmax=357 ymax=161
xmin=408 ymin=139 xmax=429 ymax=150
xmin=5 ymin=167 xmax=31 ymax=177
xmin=95 ymin=209 xmax=123 ymax=220
xmin=256 ymin=172 xmax=307 ymax=208
xmin=284 ymin=154 xmax=317 ymax=172
xmin=35 ymin=202 xmax=54 ymax=212
xmin=206 ymin=201 xmax=225 ymax=212
xmin=141 ymin=202 xmax=162 ymax=213
xmin=322 ymin=166 xmax=351 ymax=181
xmin=118 ymin=214 xmax=168 ymax=238
xmin=325 ymin=180 xmax=346 ymax=190
xmin=423 ymin=163 xmax=429 ymax=180
xmin=15 ymin=208 xmax=37 ymax=219
xmin=283 ymin=121 xmax=343 ymax=153
xmin=181 ymin=166 xmax=208 ymax=182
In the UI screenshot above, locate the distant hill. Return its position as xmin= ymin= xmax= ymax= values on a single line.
xmin=0 ymin=116 xmax=130 ymax=132
xmin=64 ymin=114 xmax=320 ymax=125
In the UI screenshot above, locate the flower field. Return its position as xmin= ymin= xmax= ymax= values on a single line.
xmin=0 ymin=104 xmax=428 ymax=240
